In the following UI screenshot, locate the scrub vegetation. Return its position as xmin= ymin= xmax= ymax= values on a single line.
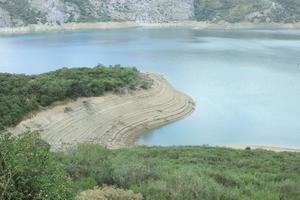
xmin=0 ymin=65 xmax=150 ymax=129
xmin=0 ymin=0 xmax=46 ymax=25
xmin=194 ymin=0 xmax=300 ymax=23
xmin=1 ymin=132 xmax=300 ymax=200
xmin=63 ymin=0 xmax=112 ymax=22
xmin=0 ymin=132 xmax=74 ymax=200
xmin=1 ymin=0 xmax=300 ymax=26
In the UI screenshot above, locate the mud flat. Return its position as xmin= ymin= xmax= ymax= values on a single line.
xmin=10 ymin=73 xmax=195 ymax=151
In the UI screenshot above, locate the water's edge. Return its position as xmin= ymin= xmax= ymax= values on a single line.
xmin=2 ymin=28 xmax=300 ymax=149
xmin=1 ymin=21 xmax=300 ymax=35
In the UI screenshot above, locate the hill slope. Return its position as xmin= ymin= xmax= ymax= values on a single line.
xmin=0 ymin=0 xmax=300 ymax=27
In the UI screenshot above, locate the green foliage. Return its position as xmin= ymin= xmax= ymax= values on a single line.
xmin=56 ymin=144 xmax=114 ymax=191
xmin=194 ymin=0 xmax=272 ymax=23
xmin=0 ymin=65 xmax=148 ymax=128
xmin=274 ymin=0 xmax=300 ymax=23
xmin=76 ymin=186 xmax=143 ymax=200
xmin=2 ymin=138 xmax=300 ymax=199
xmin=0 ymin=131 xmax=74 ymax=200
xmin=1 ymin=0 xmax=300 ymax=24
xmin=64 ymin=107 xmax=73 ymax=113
xmin=63 ymin=0 xmax=111 ymax=22
xmin=58 ymin=145 xmax=300 ymax=200
xmin=194 ymin=0 xmax=300 ymax=23
xmin=0 ymin=0 xmax=46 ymax=25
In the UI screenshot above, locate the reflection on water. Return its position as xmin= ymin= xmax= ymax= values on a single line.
xmin=0 ymin=28 xmax=300 ymax=148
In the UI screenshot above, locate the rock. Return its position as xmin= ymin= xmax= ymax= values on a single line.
xmin=0 ymin=7 xmax=11 ymax=27
xmin=0 ymin=0 xmax=299 ymax=27
xmin=0 ymin=0 xmax=194 ymax=26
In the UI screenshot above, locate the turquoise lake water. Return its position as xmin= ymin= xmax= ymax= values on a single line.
xmin=0 ymin=28 xmax=300 ymax=148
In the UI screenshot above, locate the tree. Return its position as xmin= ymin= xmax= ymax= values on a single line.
xmin=0 ymin=131 xmax=74 ymax=200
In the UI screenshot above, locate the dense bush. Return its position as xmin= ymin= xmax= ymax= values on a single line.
xmin=0 ymin=65 xmax=149 ymax=128
xmin=58 ymin=144 xmax=300 ymax=200
xmin=57 ymin=144 xmax=114 ymax=191
xmin=76 ymin=186 xmax=143 ymax=200
xmin=0 ymin=131 xmax=74 ymax=200
xmin=1 ymin=137 xmax=300 ymax=200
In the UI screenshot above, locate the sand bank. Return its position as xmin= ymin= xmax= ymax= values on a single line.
xmin=10 ymin=73 xmax=195 ymax=151
xmin=223 ymin=145 xmax=300 ymax=153
xmin=1 ymin=21 xmax=300 ymax=35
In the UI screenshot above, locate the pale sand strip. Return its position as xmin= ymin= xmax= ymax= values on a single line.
xmin=222 ymin=145 xmax=300 ymax=153
xmin=1 ymin=21 xmax=300 ymax=35
xmin=10 ymin=73 xmax=195 ymax=151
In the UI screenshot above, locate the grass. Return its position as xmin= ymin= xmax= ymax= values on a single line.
xmin=56 ymin=144 xmax=300 ymax=200
xmin=2 ymin=131 xmax=300 ymax=199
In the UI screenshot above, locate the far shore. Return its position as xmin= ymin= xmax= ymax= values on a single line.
xmin=1 ymin=21 xmax=300 ymax=35
xmin=222 ymin=145 xmax=300 ymax=153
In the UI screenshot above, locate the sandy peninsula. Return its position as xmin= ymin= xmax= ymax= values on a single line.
xmin=10 ymin=72 xmax=195 ymax=151
xmin=1 ymin=21 xmax=300 ymax=35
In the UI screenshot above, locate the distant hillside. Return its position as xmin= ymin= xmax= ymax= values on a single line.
xmin=0 ymin=0 xmax=300 ymax=27
xmin=194 ymin=0 xmax=300 ymax=23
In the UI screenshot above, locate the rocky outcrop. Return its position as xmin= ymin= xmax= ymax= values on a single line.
xmin=101 ymin=0 xmax=194 ymax=23
xmin=0 ymin=0 xmax=195 ymax=27
xmin=0 ymin=0 xmax=299 ymax=28
xmin=10 ymin=73 xmax=195 ymax=151
xmin=0 ymin=7 xmax=11 ymax=27
xmin=29 ymin=0 xmax=78 ymax=25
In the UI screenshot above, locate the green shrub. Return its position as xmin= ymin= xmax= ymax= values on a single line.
xmin=112 ymin=164 xmax=155 ymax=188
xmin=0 ymin=131 xmax=74 ymax=200
xmin=64 ymin=107 xmax=73 ymax=113
xmin=0 ymin=65 xmax=150 ymax=128
xmin=58 ymin=145 xmax=300 ymax=200
xmin=57 ymin=143 xmax=113 ymax=190
xmin=76 ymin=186 xmax=143 ymax=200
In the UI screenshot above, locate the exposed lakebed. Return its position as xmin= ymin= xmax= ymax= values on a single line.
xmin=1 ymin=28 xmax=300 ymax=148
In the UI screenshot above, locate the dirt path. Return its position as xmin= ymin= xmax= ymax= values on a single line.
xmin=10 ymin=73 xmax=195 ymax=151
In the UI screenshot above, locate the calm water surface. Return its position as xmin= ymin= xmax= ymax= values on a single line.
xmin=1 ymin=28 xmax=300 ymax=148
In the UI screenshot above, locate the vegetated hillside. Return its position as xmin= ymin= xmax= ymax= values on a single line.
xmin=1 ymin=132 xmax=300 ymax=200
xmin=0 ymin=0 xmax=300 ymax=27
xmin=194 ymin=0 xmax=300 ymax=23
xmin=0 ymin=65 xmax=150 ymax=130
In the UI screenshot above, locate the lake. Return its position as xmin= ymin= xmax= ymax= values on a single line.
xmin=0 ymin=28 xmax=300 ymax=148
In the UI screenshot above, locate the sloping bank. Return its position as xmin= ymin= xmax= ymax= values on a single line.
xmin=10 ymin=72 xmax=195 ymax=151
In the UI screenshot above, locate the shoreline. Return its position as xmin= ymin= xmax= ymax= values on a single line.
xmin=1 ymin=21 xmax=300 ymax=35
xmin=10 ymin=72 xmax=195 ymax=151
xmin=222 ymin=145 xmax=300 ymax=153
